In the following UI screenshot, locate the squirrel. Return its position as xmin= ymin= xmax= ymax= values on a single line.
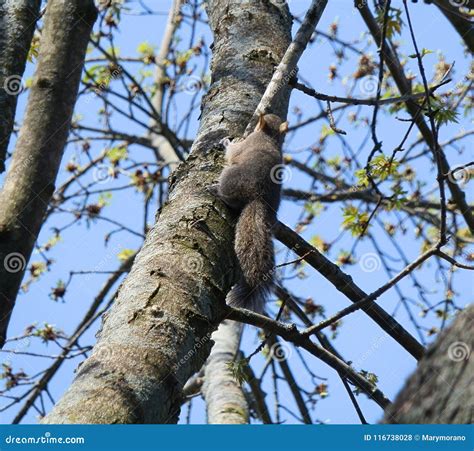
xmin=212 ymin=113 xmax=288 ymax=313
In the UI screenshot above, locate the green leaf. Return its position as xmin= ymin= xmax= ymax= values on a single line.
xmin=370 ymin=155 xmax=399 ymax=181
xmin=320 ymin=124 xmax=335 ymax=141
xmin=355 ymin=168 xmax=369 ymax=188
xmin=117 ymin=249 xmax=135 ymax=262
xmin=409 ymin=48 xmax=433 ymax=59
xmin=176 ymin=49 xmax=194 ymax=68
xmin=376 ymin=7 xmax=403 ymax=39
xmin=304 ymin=202 xmax=323 ymax=217
xmin=342 ymin=205 xmax=370 ymax=237
xmin=137 ymin=41 xmax=155 ymax=56
xmin=106 ymin=146 xmax=128 ymax=164
xmin=227 ymin=359 xmax=248 ymax=384
xmin=354 ymin=370 xmax=379 ymax=395
xmin=355 ymin=156 xmax=400 ymax=189
xmin=98 ymin=193 xmax=112 ymax=207
xmin=27 ymin=35 xmax=40 ymax=63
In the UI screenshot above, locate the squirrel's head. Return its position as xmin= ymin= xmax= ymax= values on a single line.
xmin=255 ymin=113 xmax=288 ymax=139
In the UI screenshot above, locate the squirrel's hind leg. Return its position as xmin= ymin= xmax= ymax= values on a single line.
xmin=206 ymin=184 xmax=244 ymax=211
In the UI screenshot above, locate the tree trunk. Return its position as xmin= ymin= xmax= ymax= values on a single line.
xmin=42 ymin=0 xmax=292 ymax=424
xmin=0 ymin=0 xmax=97 ymax=348
xmin=202 ymin=320 xmax=248 ymax=424
xmin=384 ymin=305 xmax=473 ymax=424
xmin=0 ymin=0 xmax=41 ymax=172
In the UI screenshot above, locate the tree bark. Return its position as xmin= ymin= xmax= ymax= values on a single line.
xmin=0 ymin=0 xmax=41 ymax=172
xmin=202 ymin=320 xmax=249 ymax=424
xmin=0 ymin=0 xmax=97 ymax=348
xmin=42 ymin=0 xmax=292 ymax=424
xmin=384 ymin=305 xmax=473 ymax=424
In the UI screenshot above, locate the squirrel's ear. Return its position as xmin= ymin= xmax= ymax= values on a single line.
xmin=255 ymin=113 xmax=266 ymax=131
xmin=279 ymin=121 xmax=289 ymax=134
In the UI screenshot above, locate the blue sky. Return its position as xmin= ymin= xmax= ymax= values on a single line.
xmin=1 ymin=0 xmax=472 ymax=424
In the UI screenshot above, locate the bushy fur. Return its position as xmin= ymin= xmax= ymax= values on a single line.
xmin=215 ymin=114 xmax=287 ymax=312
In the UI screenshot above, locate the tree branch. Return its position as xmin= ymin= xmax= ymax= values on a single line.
xmin=226 ymin=306 xmax=391 ymax=410
xmin=202 ymin=320 xmax=249 ymax=424
xmin=274 ymin=221 xmax=425 ymax=360
xmin=0 ymin=0 xmax=98 ymax=348
xmin=356 ymin=0 xmax=474 ymax=233
xmin=246 ymin=0 xmax=329 ymax=134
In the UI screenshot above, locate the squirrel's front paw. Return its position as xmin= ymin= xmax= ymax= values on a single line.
xmin=219 ymin=137 xmax=231 ymax=150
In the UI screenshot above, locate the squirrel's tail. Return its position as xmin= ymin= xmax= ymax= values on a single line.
xmin=227 ymin=199 xmax=275 ymax=313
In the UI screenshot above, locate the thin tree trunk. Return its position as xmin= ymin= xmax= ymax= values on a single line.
xmin=202 ymin=320 xmax=249 ymax=424
xmin=0 ymin=0 xmax=97 ymax=347
xmin=384 ymin=305 xmax=473 ymax=424
xmin=149 ymin=0 xmax=182 ymax=171
xmin=42 ymin=0 xmax=292 ymax=424
xmin=0 ymin=0 xmax=41 ymax=172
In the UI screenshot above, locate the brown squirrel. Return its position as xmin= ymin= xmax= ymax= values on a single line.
xmin=212 ymin=113 xmax=288 ymax=312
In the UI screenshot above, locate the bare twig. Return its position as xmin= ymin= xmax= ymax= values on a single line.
xmin=356 ymin=0 xmax=474 ymax=233
xmin=246 ymin=0 xmax=329 ymax=134
xmin=226 ymin=306 xmax=391 ymax=410
xmin=292 ymin=79 xmax=450 ymax=106
xmin=274 ymin=221 xmax=425 ymax=360
xmin=302 ymin=246 xmax=439 ymax=337
xmin=12 ymin=256 xmax=134 ymax=424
